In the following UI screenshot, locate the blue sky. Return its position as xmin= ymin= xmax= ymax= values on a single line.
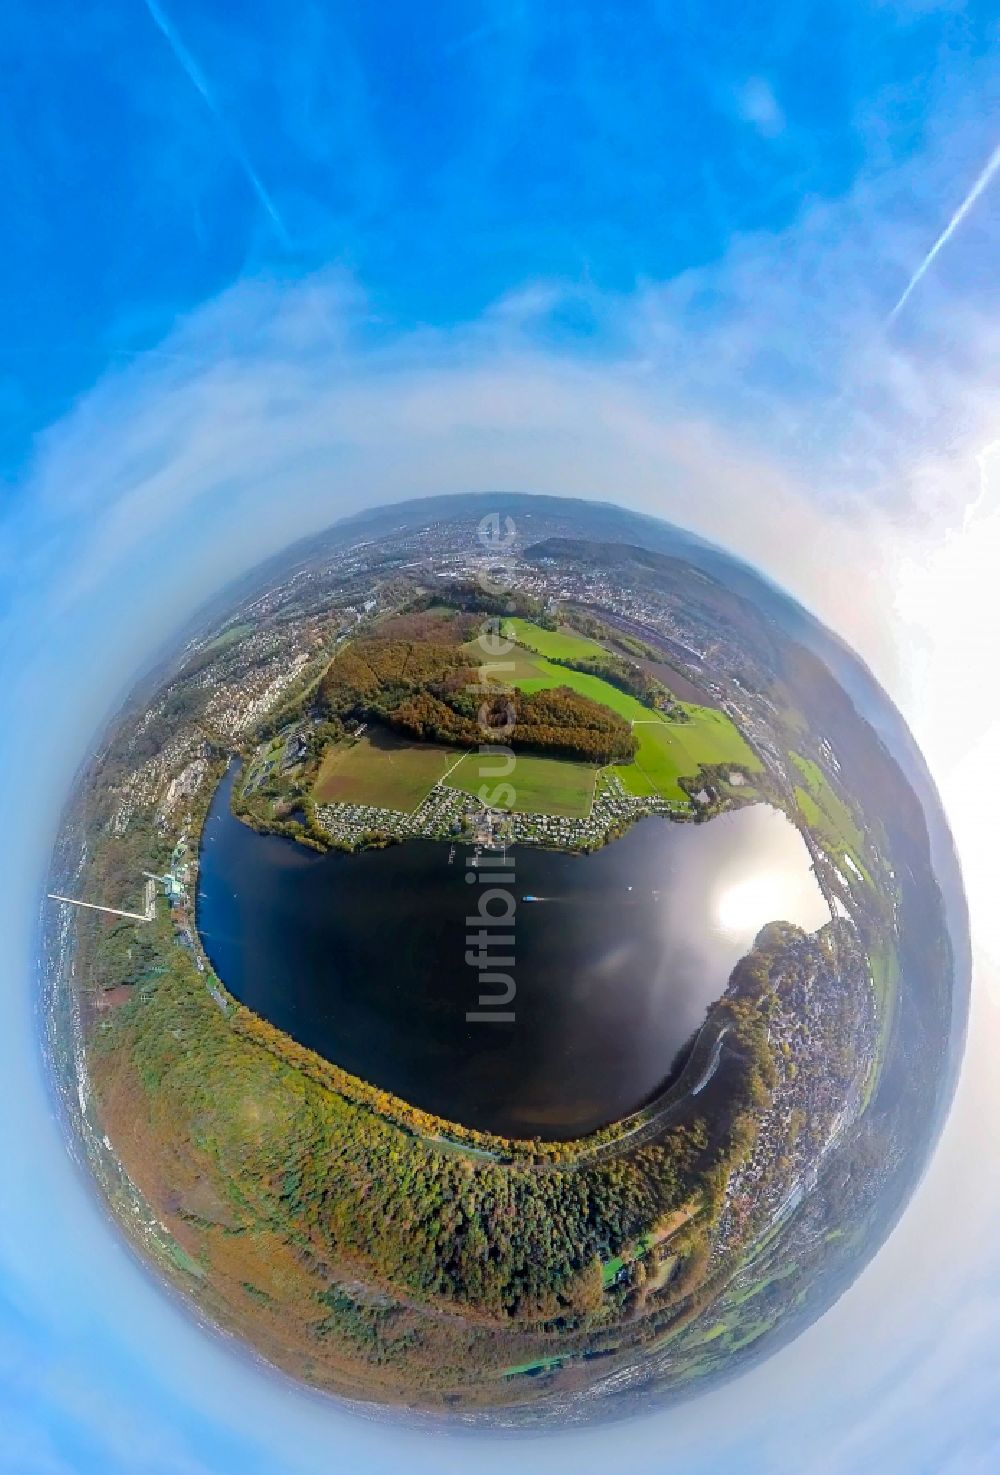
xmin=1 ymin=3 xmax=1000 ymax=1473
xmin=2 ymin=0 xmax=996 ymax=467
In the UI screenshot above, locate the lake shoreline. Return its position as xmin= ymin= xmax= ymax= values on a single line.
xmin=197 ymin=767 xmax=828 ymax=1139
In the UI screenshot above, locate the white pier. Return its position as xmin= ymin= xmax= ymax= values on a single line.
xmin=48 ymin=875 xmax=158 ymax=924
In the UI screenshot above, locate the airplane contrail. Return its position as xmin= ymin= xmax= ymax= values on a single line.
xmin=143 ymin=0 xmax=293 ymax=250
xmin=887 ymin=141 xmax=1000 ymax=324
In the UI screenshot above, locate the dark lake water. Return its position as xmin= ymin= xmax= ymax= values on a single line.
xmin=197 ymin=769 xmax=828 ymax=1138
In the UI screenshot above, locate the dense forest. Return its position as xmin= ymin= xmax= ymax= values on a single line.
xmin=88 ymin=910 xmax=786 ymax=1349
xmin=318 ymin=635 xmax=638 ymax=764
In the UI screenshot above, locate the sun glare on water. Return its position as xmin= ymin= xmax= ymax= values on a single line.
xmin=715 ymin=873 xmax=798 ymax=940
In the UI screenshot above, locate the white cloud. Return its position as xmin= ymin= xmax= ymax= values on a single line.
xmin=2 ymin=88 xmax=1000 ymax=1475
xmin=5 ymin=270 xmax=895 ymax=705
xmin=736 ymin=77 xmax=785 ymax=138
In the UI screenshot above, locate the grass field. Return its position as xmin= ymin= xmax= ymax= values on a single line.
xmin=444 ymin=749 xmax=597 ymax=817
xmin=476 ymin=626 xmax=762 ymax=804
xmin=515 ymin=666 xmax=660 ymax=722
xmin=618 ymin=763 xmax=659 ymax=798
xmin=617 ymin=705 xmax=761 ymax=801
xmin=790 ymin=752 xmax=869 ymax=877
xmin=470 ymin=645 xmax=551 ymax=682
xmin=500 ymin=617 xmax=609 ymax=662
xmin=469 ymin=636 xmax=665 ymax=721
xmin=313 ymin=729 xmax=462 ymax=810
xmin=504 ymin=1354 xmax=565 ymax=1377
xmin=200 ymin=621 xmax=253 ymax=656
xmin=861 ymin=939 xmax=900 ymax=1109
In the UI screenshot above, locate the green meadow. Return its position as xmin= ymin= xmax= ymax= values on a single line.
xmin=499 ymin=617 xmax=609 ymax=662
xmin=470 ymin=631 xmax=659 ymax=720
xmin=790 ymin=752 xmax=869 ymax=878
xmin=314 ymin=730 xmax=461 ymax=811
xmin=481 ymin=620 xmax=764 ymax=805
xmin=444 ymin=750 xmax=597 ymax=818
xmin=618 ymin=707 xmax=761 ymax=802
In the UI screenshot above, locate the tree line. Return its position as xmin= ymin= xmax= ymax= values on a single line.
xmin=318 ymin=636 xmax=638 ymax=765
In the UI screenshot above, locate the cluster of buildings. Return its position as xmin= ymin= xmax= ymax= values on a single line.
xmin=157 ymin=755 xmax=212 ymax=830
xmin=242 ymin=727 xmax=312 ymax=796
xmin=312 ymin=770 xmax=698 ymax=856
xmin=709 ymin=925 xmax=877 ymax=1272
xmin=315 ymin=783 xmax=483 ymax=849
xmin=109 ymin=732 xmax=211 ymax=837
xmin=200 ymin=644 xmax=315 ymax=742
xmin=501 ymin=773 xmax=692 ymax=851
